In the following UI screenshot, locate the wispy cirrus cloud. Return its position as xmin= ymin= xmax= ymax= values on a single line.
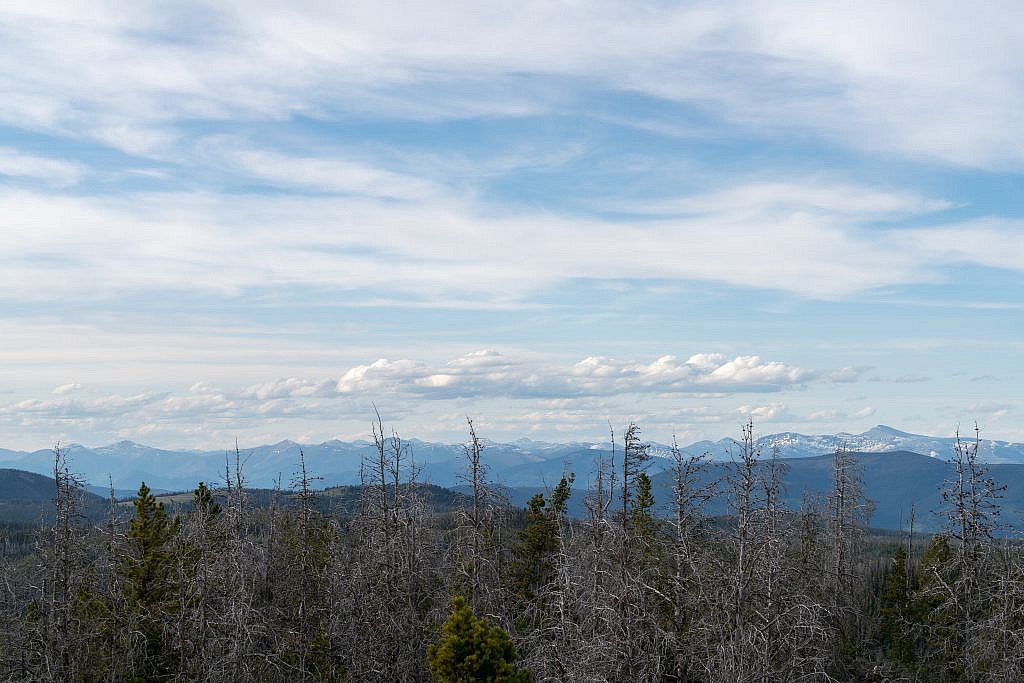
xmin=1 ymin=179 xmax=1016 ymax=305
xmin=201 ymin=139 xmax=443 ymax=200
xmin=0 ymin=148 xmax=85 ymax=186
xmin=2 ymin=3 xmax=1022 ymax=167
xmin=1 ymin=2 xmax=1022 ymax=449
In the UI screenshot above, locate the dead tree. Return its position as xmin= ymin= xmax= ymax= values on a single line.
xmin=457 ymin=417 xmax=501 ymax=611
xmin=667 ymin=436 xmax=712 ymax=680
xmin=343 ymin=411 xmax=433 ymax=681
xmin=619 ymin=423 xmax=651 ymax=536
xmin=919 ymin=424 xmax=1009 ymax=681
xmin=30 ymin=445 xmax=90 ymax=681
xmin=828 ymin=447 xmax=873 ymax=598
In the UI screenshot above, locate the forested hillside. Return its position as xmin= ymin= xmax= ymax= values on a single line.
xmin=0 ymin=468 xmax=108 ymax=530
xmin=0 ymin=420 xmax=1019 ymax=682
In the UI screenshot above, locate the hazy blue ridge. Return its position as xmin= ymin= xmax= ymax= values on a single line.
xmin=1 ymin=425 xmax=1022 ymax=501
xmin=5 ymin=448 xmax=1024 ymax=531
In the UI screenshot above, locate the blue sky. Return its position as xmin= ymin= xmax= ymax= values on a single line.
xmin=1 ymin=1 xmax=1022 ymax=450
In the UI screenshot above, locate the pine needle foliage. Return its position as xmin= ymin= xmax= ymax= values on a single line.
xmin=428 ymin=596 xmax=531 ymax=683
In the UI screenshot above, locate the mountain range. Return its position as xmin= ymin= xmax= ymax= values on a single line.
xmin=0 ymin=425 xmax=1020 ymax=493
xmin=1 ymin=425 xmax=1022 ymax=531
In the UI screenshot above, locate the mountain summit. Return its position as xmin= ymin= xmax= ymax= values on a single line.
xmin=1 ymin=425 xmax=1021 ymax=491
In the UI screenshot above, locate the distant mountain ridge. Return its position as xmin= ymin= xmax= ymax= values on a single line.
xmin=678 ymin=424 xmax=1024 ymax=463
xmin=6 ymin=437 xmax=1024 ymax=531
xmin=0 ymin=425 xmax=1020 ymax=492
xmin=0 ymin=468 xmax=108 ymax=525
xmin=498 ymin=449 xmax=1024 ymax=532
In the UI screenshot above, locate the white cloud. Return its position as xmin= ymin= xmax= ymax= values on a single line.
xmin=0 ymin=148 xmax=84 ymax=186
xmin=703 ymin=355 xmax=811 ymax=388
xmin=205 ymin=140 xmax=442 ymax=200
xmin=288 ymin=350 xmax=816 ymax=400
xmin=613 ymin=182 xmax=952 ymax=219
xmin=0 ymin=392 xmax=166 ymax=419
xmin=52 ymin=383 xmax=83 ymax=395
xmin=240 ymin=377 xmax=337 ymax=400
xmin=337 ymin=358 xmax=430 ymax=394
xmin=852 ymin=406 xmax=877 ymax=419
xmin=2 ymin=179 xmax=1014 ymax=305
xmin=1 ymin=3 xmax=1022 ymax=167
xmin=0 ymin=2 xmax=1020 ymax=449
xmin=1 ymin=348 xmax=1015 ymax=448
xmin=826 ymin=367 xmax=867 ymax=383
xmin=896 ymin=219 xmax=1024 ymax=272
xmin=0 ymin=350 xmax=820 ymax=436
xmin=736 ymin=403 xmax=791 ymax=422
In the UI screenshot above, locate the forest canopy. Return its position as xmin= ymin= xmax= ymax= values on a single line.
xmin=0 ymin=420 xmax=1017 ymax=682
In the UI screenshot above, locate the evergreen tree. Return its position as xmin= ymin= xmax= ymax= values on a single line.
xmin=881 ymin=545 xmax=913 ymax=666
xmin=177 ymin=481 xmax=224 ymax=679
xmin=428 ymin=596 xmax=531 ymax=683
xmin=508 ymin=474 xmax=573 ymax=604
xmin=192 ymin=481 xmax=221 ymax=521
xmin=124 ymin=482 xmax=179 ymax=608
xmin=630 ymin=471 xmax=657 ymax=548
xmin=911 ymin=534 xmax=960 ymax=681
xmin=120 ymin=481 xmax=181 ymax=681
xmin=509 ymin=493 xmax=550 ymax=604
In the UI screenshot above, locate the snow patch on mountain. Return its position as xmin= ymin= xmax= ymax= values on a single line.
xmin=1 ymin=426 xmax=1022 ymax=491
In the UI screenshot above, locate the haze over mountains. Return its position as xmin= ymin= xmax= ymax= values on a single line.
xmin=1 ymin=425 xmax=1022 ymax=531
xmin=0 ymin=424 xmax=1019 ymax=491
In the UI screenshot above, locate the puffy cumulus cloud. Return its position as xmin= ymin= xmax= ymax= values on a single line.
xmin=0 ymin=392 xmax=170 ymax=438
xmin=703 ymin=356 xmax=813 ymax=389
xmin=1 ymin=392 xmax=166 ymax=418
xmin=337 ymin=359 xmax=430 ymax=394
xmin=0 ymin=381 xmax=377 ymax=449
xmin=333 ymin=352 xmax=537 ymax=400
xmin=568 ymin=354 xmax=816 ymax=394
xmin=240 ymin=377 xmax=337 ymax=401
xmin=736 ymin=403 xmax=792 ymax=422
xmin=52 ymin=383 xmax=83 ymax=395
xmin=0 ymin=349 xmax=833 ymax=445
xmin=330 ymin=351 xmax=818 ymax=399
xmin=8 ymin=343 xmax=1007 ymax=448
xmin=155 ymin=383 xmax=237 ymax=416
xmin=444 ymin=349 xmax=516 ymax=370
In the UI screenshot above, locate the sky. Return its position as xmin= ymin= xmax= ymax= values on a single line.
xmin=1 ymin=1 xmax=1023 ymax=450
